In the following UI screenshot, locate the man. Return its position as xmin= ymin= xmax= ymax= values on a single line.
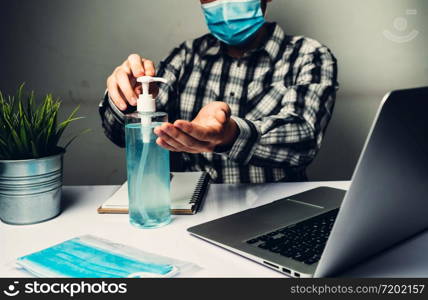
xmin=99 ymin=0 xmax=338 ymax=184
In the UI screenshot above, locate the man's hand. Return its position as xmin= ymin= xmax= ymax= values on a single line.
xmin=106 ymin=54 xmax=158 ymax=111
xmin=154 ymin=102 xmax=239 ymax=153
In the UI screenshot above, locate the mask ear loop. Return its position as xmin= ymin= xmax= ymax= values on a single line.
xmin=127 ymin=266 xmax=179 ymax=278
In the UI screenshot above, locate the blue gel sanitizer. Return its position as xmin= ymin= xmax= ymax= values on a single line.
xmin=125 ymin=76 xmax=171 ymax=229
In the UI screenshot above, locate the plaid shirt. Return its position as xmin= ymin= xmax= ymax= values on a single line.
xmin=99 ymin=22 xmax=338 ymax=184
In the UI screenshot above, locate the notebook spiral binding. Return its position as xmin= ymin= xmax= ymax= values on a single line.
xmin=189 ymin=172 xmax=211 ymax=213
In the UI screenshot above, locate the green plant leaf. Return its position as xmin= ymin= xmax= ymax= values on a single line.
xmin=10 ymin=129 xmax=26 ymax=154
xmin=0 ymin=84 xmax=87 ymax=159
xmin=30 ymin=141 xmax=39 ymax=157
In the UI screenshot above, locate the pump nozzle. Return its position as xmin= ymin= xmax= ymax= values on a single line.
xmin=136 ymin=76 xmax=168 ymax=143
xmin=136 ymin=76 xmax=168 ymax=113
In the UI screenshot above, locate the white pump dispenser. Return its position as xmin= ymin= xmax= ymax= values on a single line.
xmin=136 ymin=76 xmax=168 ymax=113
xmin=124 ymin=76 xmax=171 ymax=229
xmin=136 ymin=76 xmax=168 ymax=142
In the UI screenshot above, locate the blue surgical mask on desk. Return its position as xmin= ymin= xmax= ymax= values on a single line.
xmin=16 ymin=237 xmax=175 ymax=278
xmin=202 ymin=0 xmax=266 ymax=46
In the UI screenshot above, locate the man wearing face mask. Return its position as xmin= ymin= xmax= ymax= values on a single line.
xmin=99 ymin=0 xmax=338 ymax=184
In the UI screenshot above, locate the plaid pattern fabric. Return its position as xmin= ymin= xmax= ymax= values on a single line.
xmin=99 ymin=22 xmax=338 ymax=183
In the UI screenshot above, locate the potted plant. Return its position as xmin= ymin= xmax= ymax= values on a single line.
xmin=0 ymin=84 xmax=86 ymax=225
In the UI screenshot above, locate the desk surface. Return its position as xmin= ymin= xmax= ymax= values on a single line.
xmin=2 ymin=181 xmax=428 ymax=278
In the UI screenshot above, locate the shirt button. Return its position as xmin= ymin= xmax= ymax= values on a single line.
xmin=230 ymin=92 xmax=235 ymax=97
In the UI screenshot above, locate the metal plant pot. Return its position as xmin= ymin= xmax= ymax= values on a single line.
xmin=0 ymin=151 xmax=64 ymax=225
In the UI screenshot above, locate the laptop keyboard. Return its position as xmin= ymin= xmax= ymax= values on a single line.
xmin=246 ymin=209 xmax=339 ymax=265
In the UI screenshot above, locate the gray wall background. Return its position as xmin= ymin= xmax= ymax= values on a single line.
xmin=1 ymin=0 xmax=427 ymax=185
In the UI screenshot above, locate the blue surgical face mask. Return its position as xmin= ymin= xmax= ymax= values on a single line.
xmin=16 ymin=237 xmax=176 ymax=278
xmin=202 ymin=0 xmax=266 ymax=46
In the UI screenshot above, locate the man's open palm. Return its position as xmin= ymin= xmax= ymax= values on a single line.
xmin=154 ymin=102 xmax=239 ymax=153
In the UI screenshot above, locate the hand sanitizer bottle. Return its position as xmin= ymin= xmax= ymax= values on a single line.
xmin=125 ymin=76 xmax=171 ymax=229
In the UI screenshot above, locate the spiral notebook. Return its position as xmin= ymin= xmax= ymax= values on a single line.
xmin=97 ymin=172 xmax=210 ymax=215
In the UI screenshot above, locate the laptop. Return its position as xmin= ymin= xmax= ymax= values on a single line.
xmin=187 ymin=87 xmax=428 ymax=277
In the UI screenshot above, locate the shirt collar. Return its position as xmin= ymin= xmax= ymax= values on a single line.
xmin=201 ymin=22 xmax=287 ymax=62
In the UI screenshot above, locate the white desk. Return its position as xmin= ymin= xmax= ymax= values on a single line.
xmin=2 ymin=182 xmax=428 ymax=278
